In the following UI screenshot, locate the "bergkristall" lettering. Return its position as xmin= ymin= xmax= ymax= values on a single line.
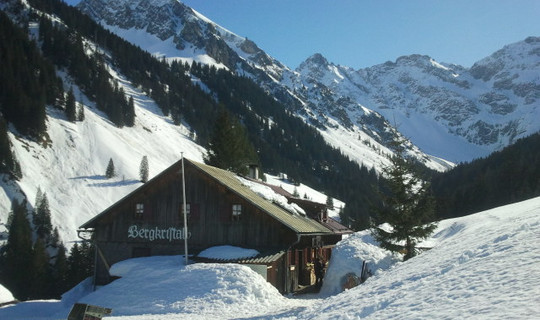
xmin=127 ymin=225 xmax=190 ymax=242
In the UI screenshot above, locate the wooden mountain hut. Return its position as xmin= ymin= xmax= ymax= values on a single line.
xmin=79 ymin=158 xmax=352 ymax=293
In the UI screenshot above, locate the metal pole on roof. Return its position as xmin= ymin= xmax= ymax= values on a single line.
xmin=181 ymin=153 xmax=189 ymax=265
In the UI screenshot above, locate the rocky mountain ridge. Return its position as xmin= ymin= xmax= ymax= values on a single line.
xmin=290 ymin=38 xmax=540 ymax=161
xmin=78 ymin=0 xmax=288 ymax=81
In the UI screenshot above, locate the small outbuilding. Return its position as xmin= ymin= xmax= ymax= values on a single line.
xmin=79 ymin=158 xmax=351 ymax=294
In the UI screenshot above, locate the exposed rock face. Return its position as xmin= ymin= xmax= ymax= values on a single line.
xmin=79 ymin=0 xmax=184 ymax=39
xmin=79 ymin=0 xmax=281 ymax=73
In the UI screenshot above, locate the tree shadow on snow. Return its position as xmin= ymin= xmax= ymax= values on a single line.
xmin=87 ymin=179 xmax=140 ymax=187
xmin=70 ymin=175 xmax=141 ymax=187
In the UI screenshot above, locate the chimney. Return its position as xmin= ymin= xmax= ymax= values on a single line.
xmin=248 ymin=164 xmax=259 ymax=180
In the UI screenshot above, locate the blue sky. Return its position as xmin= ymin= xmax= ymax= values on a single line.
xmin=66 ymin=0 xmax=540 ymax=69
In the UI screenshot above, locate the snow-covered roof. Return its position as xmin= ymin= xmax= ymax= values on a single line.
xmin=188 ymin=160 xmax=332 ymax=234
xmin=194 ymin=245 xmax=286 ymax=265
xmin=197 ymin=245 xmax=259 ymax=260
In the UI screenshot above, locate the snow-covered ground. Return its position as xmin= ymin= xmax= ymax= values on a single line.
xmin=300 ymin=196 xmax=540 ymax=319
xmin=2 ymin=196 xmax=539 ymax=319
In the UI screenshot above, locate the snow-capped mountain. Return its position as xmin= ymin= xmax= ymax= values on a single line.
xmin=289 ymin=39 xmax=540 ymax=162
xmin=78 ymin=0 xmax=540 ymax=165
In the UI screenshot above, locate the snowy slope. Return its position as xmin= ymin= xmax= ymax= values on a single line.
xmin=0 ymin=58 xmax=341 ymax=252
xmin=0 ymin=63 xmax=205 ymax=246
xmin=2 ymin=196 xmax=539 ymax=319
xmin=299 ymin=196 xmax=540 ymax=319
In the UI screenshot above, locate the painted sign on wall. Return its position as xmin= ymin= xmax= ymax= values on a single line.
xmin=127 ymin=225 xmax=191 ymax=242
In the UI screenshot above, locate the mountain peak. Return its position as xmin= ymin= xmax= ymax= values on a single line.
xmin=470 ymin=36 xmax=540 ymax=82
xmin=296 ymin=53 xmax=334 ymax=76
xmin=387 ymin=54 xmax=439 ymax=69
xmin=302 ymin=53 xmax=330 ymax=67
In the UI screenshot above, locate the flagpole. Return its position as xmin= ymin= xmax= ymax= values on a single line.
xmin=181 ymin=153 xmax=189 ymax=265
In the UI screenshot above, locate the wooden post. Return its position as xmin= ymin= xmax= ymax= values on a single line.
xmin=181 ymin=153 xmax=189 ymax=266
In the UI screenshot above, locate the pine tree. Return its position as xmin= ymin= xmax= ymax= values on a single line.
xmin=80 ymin=241 xmax=95 ymax=276
xmin=67 ymin=243 xmax=83 ymax=286
xmin=139 ymin=155 xmax=149 ymax=183
xmin=77 ymin=100 xmax=85 ymax=121
xmin=67 ymin=242 xmax=94 ymax=287
xmin=171 ymin=103 xmax=181 ymax=125
xmin=55 ymin=85 xmax=66 ymax=110
xmin=50 ymin=227 xmax=61 ymax=248
xmin=65 ymin=86 xmax=77 ymax=122
xmin=29 ymin=238 xmax=51 ymax=299
xmin=371 ymin=137 xmax=437 ymax=261
xmin=34 ymin=192 xmax=53 ymax=241
xmin=326 ymin=195 xmax=335 ymax=209
xmin=105 ymin=158 xmax=115 ymax=178
xmin=52 ymin=244 xmax=69 ymax=298
xmin=1 ymin=200 xmax=33 ymax=300
xmin=35 ymin=187 xmax=43 ymax=209
xmin=0 ymin=115 xmax=21 ymax=178
xmin=204 ymin=110 xmax=259 ymax=175
xmin=0 ymin=11 xmax=59 ymax=141
xmin=124 ymin=95 xmax=136 ymax=127
xmin=338 ymin=205 xmax=346 ymax=223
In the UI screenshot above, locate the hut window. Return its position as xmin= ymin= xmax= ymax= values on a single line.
xmin=135 ymin=203 xmax=144 ymax=219
xmin=232 ymin=204 xmax=242 ymax=221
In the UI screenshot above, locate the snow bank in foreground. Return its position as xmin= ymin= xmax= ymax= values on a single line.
xmin=319 ymin=231 xmax=401 ymax=296
xmin=77 ymin=256 xmax=293 ymax=318
xmin=297 ymin=196 xmax=540 ymax=319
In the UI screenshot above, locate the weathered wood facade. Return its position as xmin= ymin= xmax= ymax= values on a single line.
xmin=79 ymin=159 xmax=351 ymax=294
